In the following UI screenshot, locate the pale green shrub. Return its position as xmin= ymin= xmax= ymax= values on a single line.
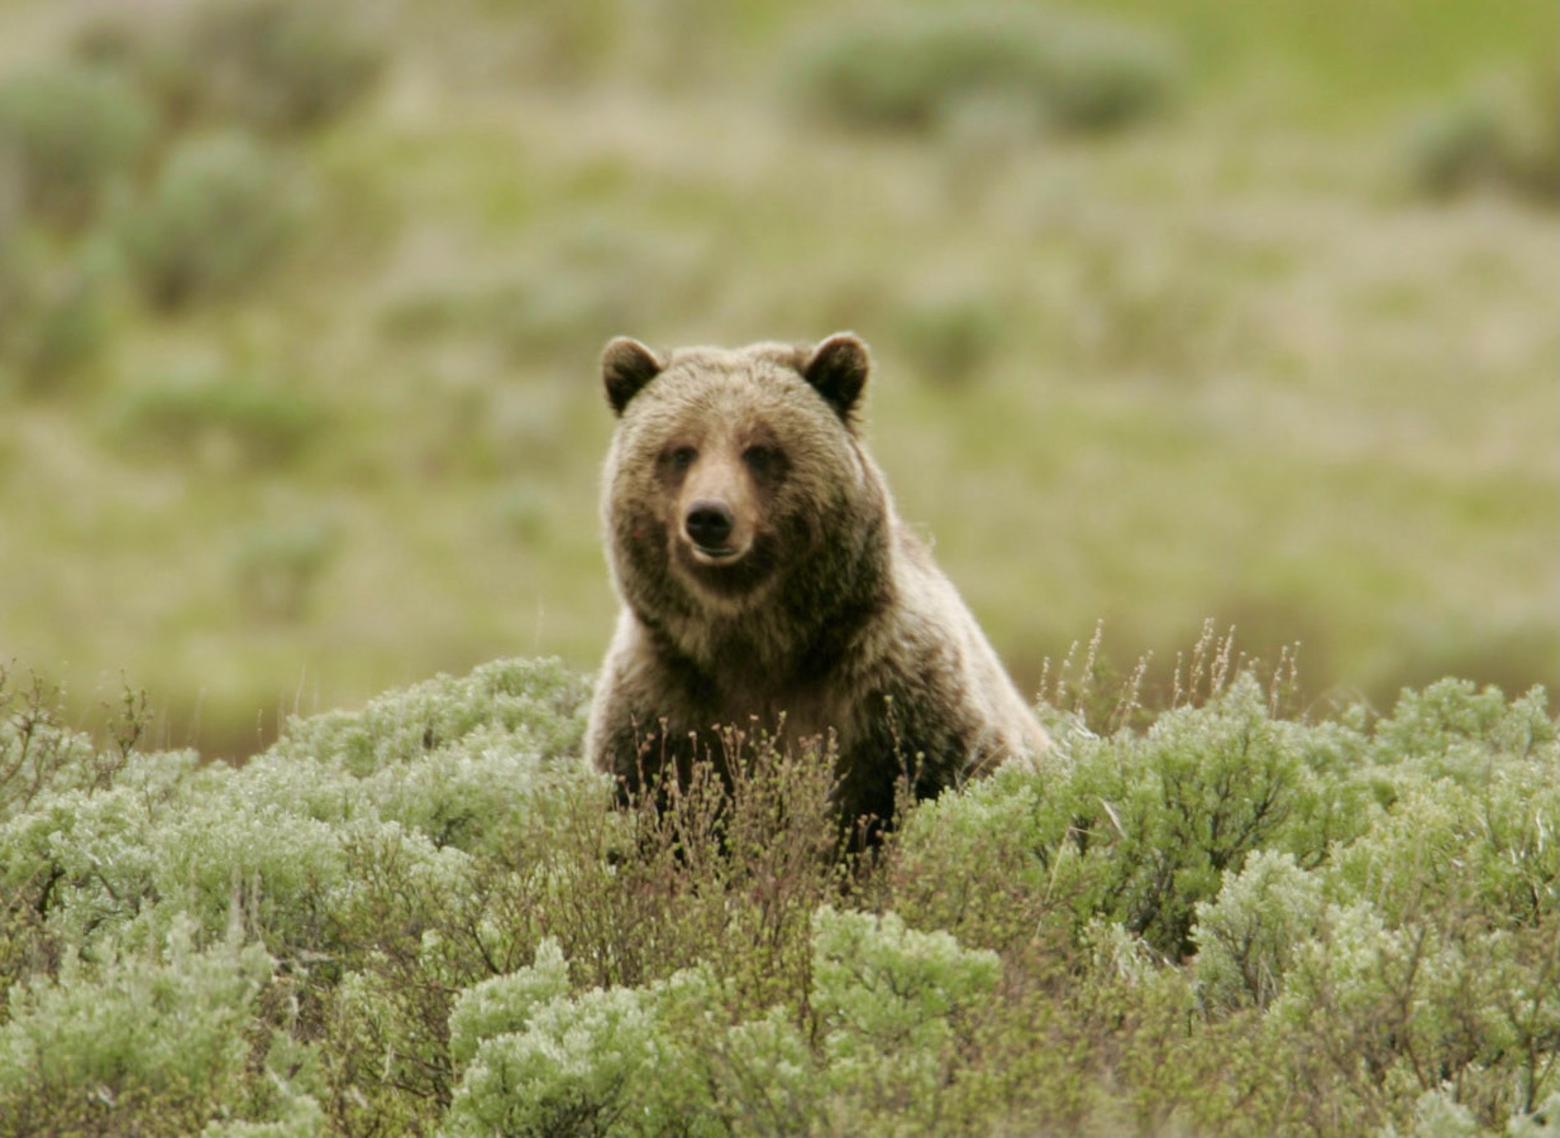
xmin=0 ymin=668 xmax=123 ymax=824
xmin=1194 ymin=850 xmax=1326 ymax=1011
xmin=284 ymin=821 xmax=489 ymax=1132
xmin=358 ymin=729 xmax=607 ymax=856
xmin=889 ymin=672 xmax=1370 ymax=957
xmin=447 ymin=937 xmax=572 ymax=1066
xmin=1328 ymin=762 xmax=1559 ymax=929
xmin=323 ymin=965 xmax=456 ymax=1136
xmin=443 ymin=906 xmax=1003 ymax=1137
xmin=0 ymin=917 xmax=282 ymax=1137
xmin=1265 ymin=902 xmax=1557 ymax=1136
xmin=0 ymin=757 xmax=349 ymax=960
xmin=1506 ymin=1090 xmax=1560 ymax=1138
xmin=811 ymin=905 xmax=1000 ymax=1059
xmin=1368 ymin=679 xmax=1554 ymax=781
xmin=1265 ymin=901 xmax=1414 ymax=1132
xmin=880 ymin=760 xmax=1061 ymax=951
xmin=2 ymin=658 xmax=1554 ymax=1136
xmin=268 ymin=656 xmax=590 ymax=776
xmin=1084 ymin=677 xmax=1363 ymax=946
xmin=0 ymin=702 xmax=594 ymax=973
xmin=810 ymin=905 xmax=1002 ymax=1133
xmin=202 ymin=1092 xmax=325 ymax=1138
xmin=707 ymin=1007 xmax=821 ymax=1134
xmin=0 ymin=750 xmax=200 ymax=982
xmin=1394 ymin=1086 xmax=1485 ymax=1138
xmin=0 ymin=663 xmax=600 ymax=1134
xmin=445 ymin=967 xmax=725 ymax=1138
xmin=150 ymin=784 xmax=354 ymax=949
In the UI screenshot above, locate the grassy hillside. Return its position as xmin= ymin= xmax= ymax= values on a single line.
xmin=1 ymin=656 xmax=1555 ymax=1135
xmin=0 ymin=0 xmax=1555 ymax=757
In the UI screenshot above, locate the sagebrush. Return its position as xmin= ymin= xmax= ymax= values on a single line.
xmin=0 ymin=656 xmax=1555 ymax=1136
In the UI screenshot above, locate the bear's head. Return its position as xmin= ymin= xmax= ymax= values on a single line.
xmin=597 ymin=334 xmax=884 ymax=628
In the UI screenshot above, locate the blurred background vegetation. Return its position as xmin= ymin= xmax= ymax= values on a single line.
xmin=0 ymin=0 xmax=1554 ymax=759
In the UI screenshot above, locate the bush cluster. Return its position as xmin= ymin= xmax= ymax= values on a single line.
xmin=1404 ymin=61 xmax=1559 ymax=205
xmin=114 ymin=369 xmax=325 ymax=470
xmin=790 ymin=4 xmax=1180 ymax=138
xmin=122 ymin=131 xmax=304 ymax=310
xmin=0 ymin=63 xmax=145 ymax=389
xmin=0 ymin=0 xmax=382 ymax=389
xmin=0 ymin=658 xmax=1554 ymax=1136
xmin=76 ymin=0 xmax=383 ymax=137
xmin=0 ymin=63 xmax=155 ymax=229
xmin=0 ymin=230 xmax=122 ymax=386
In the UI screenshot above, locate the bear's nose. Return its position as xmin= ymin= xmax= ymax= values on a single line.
xmin=684 ymin=500 xmax=735 ymax=551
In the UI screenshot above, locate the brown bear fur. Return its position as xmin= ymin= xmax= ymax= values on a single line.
xmin=585 ymin=333 xmax=1049 ymax=831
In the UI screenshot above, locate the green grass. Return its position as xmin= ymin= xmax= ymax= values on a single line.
xmin=1077 ymin=0 xmax=1555 ymax=123
xmin=0 ymin=0 xmax=1554 ymax=755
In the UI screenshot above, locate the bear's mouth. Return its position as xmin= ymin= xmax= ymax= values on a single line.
xmin=676 ymin=534 xmax=776 ymax=596
xmin=687 ymin=540 xmax=747 ymax=564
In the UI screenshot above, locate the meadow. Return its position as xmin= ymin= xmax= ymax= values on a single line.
xmin=0 ymin=2 xmax=1556 ymax=1134
xmin=0 ymin=0 xmax=1554 ymax=755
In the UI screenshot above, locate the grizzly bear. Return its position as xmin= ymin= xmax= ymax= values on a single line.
xmin=585 ymin=333 xmax=1049 ymax=832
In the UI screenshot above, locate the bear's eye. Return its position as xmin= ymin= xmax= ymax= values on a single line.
xmin=743 ymin=445 xmax=781 ymax=477
xmin=667 ymin=445 xmax=697 ymax=471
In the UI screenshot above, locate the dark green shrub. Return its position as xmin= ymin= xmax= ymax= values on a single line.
xmin=0 ymin=63 xmax=155 ymax=229
xmin=0 ymin=226 xmax=123 ymax=388
xmin=1404 ymin=63 xmax=1559 ymax=205
xmin=382 ymin=222 xmax=694 ymax=364
xmin=123 ymin=132 xmax=302 ymax=308
xmin=791 ymin=4 xmax=1179 ymax=137
xmin=73 ymin=9 xmax=206 ymax=131
xmin=185 ymin=0 xmax=384 ymax=132
xmin=482 ymin=0 xmax=623 ymax=86
xmin=1407 ymin=94 xmax=1508 ymax=197
xmin=231 ymin=520 xmax=340 ymax=621
xmin=114 ymin=372 xmax=325 ymax=468
xmin=497 ymin=485 xmax=552 ymax=543
xmin=77 ymin=0 xmax=384 ymax=135
xmin=482 ymin=725 xmax=845 ymax=1003
xmin=893 ymin=289 xmax=1005 ymax=385
xmin=0 ymin=919 xmax=314 ymax=1138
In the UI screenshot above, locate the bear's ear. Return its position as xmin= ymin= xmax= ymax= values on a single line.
xmin=601 ymin=337 xmax=665 ymax=415
xmin=803 ymin=332 xmax=871 ymax=423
